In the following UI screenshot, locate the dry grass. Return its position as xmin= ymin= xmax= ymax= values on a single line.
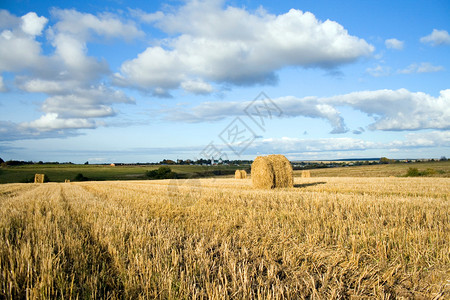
xmin=252 ymin=155 xmax=293 ymax=189
xmin=0 ymin=177 xmax=449 ymax=299
xmin=299 ymin=161 xmax=450 ymax=178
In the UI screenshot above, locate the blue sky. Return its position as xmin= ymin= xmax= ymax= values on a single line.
xmin=0 ymin=0 xmax=449 ymax=163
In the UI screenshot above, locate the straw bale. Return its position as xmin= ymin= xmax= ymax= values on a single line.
xmin=301 ymin=170 xmax=311 ymax=178
xmin=251 ymin=155 xmax=293 ymax=189
xmin=235 ymin=169 xmax=247 ymax=179
xmin=34 ymin=174 xmax=44 ymax=183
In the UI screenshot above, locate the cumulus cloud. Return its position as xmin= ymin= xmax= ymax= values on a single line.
xmin=385 ymin=38 xmax=404 ymax=50
xmin=0 ymin=120 xmax=83 ymax=141
xmin=181 ymin=79 xmax=214 ymax=95
xmin=117 ymin=1 xmax=373 ymax=95
xmin=0 ymin=27 xmax=45 ymax=72
xmin=15 ymin=82 xmax=135 ymax=133
xmin=167 ymin=89 xmax=450 ymax=132
xmin=41 ymin=85 xmax=134 ymax=118
xmin=0 ymin=9 xmax=142 ymax=137
xmin=420 ymin=29 xmax=450 ymax=46
xmin=21 ymin=12 xmax=48 ymax=36
xmin=22 ymin=113 xmax=97 ymax=131
xmin=397 ymin=62 xmax=444 ymax=74
xmin=328 ymin=89 xmax=450 ymax=131
xmin=51 ymin=33 xmax=109 ymax=80
xmin=390 ymin=131 xmax=450 ymax=148
xmin=50 ymin=8 xmax=144 ymax=41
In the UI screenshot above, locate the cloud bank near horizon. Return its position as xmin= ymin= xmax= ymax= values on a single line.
xmin=165 ymin=88 xmax=450 ymax=133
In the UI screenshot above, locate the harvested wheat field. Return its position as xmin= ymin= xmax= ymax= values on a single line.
xmin=1 ymin=177 xmax=449 ymax=299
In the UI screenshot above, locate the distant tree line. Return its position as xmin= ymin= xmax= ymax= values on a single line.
xmin=0 ymin=159 xmax=74 ymax=166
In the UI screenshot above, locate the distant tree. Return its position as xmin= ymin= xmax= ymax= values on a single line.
xmin=440 ymin=156 xmax=447 ymax=161
xmin=160 ymin=159 xmax=176 ymax=165
xmin=380 ymin=157 xmax=393 ymax=164
xmin=146 ymin=167 xmax=177 ymax=179
xmin=0 ymin=157 xmax=4 ymax=164
xmin=74 ymin=173 xmax=89 ymax=181
xmin=84 ymin=161 xmax=89 ymax=165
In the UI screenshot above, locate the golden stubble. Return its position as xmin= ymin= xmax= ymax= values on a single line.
xmin=0 ymin=176 xmax=449 ymax=299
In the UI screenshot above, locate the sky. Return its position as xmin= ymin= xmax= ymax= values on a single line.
xmin=0 ymin=0 xmax=449 ymax=163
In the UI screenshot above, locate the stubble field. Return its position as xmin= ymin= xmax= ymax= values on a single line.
xmin=1 ymin=176 xmax=449 ymax=299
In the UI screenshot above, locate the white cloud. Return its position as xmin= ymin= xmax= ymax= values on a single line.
xmin=50 ymin=9 xmax=144 ymax=41
xmin=167 ymin=89 xmax=450 ymax=132
xmin=0 ymin=120 xmax=83 ymax=141
xmin=181 ymin=79 xmax=214 ymax=95
xmin=51 ymin=33 xmax=108 ymax=80
xmin=0 ymin=29 xmax=44 ymax=72
xmin=388 ymin=131 xmax=450 ymax=148
xmin=21 ymin=113 xmax=96 ymax=131
xmin=118 ymin=1 xmax=373 ymax=95
xmin=166 ymin=96 xmax=347 ymax=133
xmin=366 ymin=64 xmax=391 ymax=77
xmin=385 ymin=38 xmax=403 ymax=50
xmin=21 ymin=12 xmax=48 ymax=36
xmin=241 ymin=131 xmax=450 ymax=156
xmin=0 ymin=10 xmax=142 ymax=136
xmin=40 ymin=85 xmax=134 ymax=118
xmin=420 ymin=29 xmax=450 ymax=46
xmin=397 ymin=62 xmax=444 ymax=74
xmin=328 ymin=89 xmax=450 ymax=131
xmin=18 ymin=78 xmax=80 ymax=94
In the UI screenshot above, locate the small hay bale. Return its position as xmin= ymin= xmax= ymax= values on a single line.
xmin=251 ymin=155 xmax=293 ymax=189
xmin=235 ymin=170 xmax=247 ymax=179
xmin=34 ymin=174 xmax=45 ymax=183
xmin=301 ymin=170 xmax=311 ymax=178
xmin=65 ymin=179 xmax=70 ymax=183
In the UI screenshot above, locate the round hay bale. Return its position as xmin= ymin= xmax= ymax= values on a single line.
xmin=235 ymin=169 xmax=248 ymax=179
xmin=34 ymin=173 xmax=45 ymax=183
xmin=301 ymin=170 xmax=311 ymax=178
xmin=251 ymin=155 xmax=293 ymax=189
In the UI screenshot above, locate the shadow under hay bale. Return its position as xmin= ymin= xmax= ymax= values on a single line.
xmin=251 ymin=154 xmax=293 ymax=189
xmin=294 ymin=182 xmax=326 ymax=188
